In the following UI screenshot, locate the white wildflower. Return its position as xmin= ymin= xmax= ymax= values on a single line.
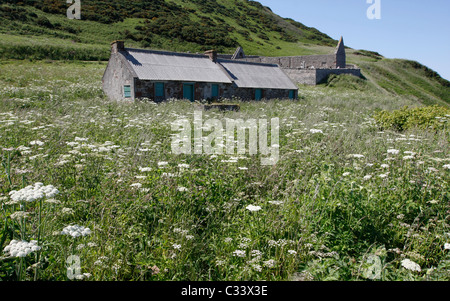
xmin=444 ymin=243 xmax=450 ymax=250
xmin=288 ymin=250 xmax=297 ymax=255
xmin=9 ymin=211 xmax=30 ymax=221
xmin=363 ymin=175 xmax=373 ymax=181
xmin=387 ymin=149 xmax=400 ymax=155
xmin=9 ymin=183 xmax=59 ymax=202
xmin=246 ymin=205 xmax=262 ymax=212
xmin=443 ymin=164 xmax=450 ymax=170
xmin=173 ymin=244 xmax=181 ymax=250
xmin=3 ymin=240 xmax=41 ymax=258
xmin=138 ymin=167 xmax=152 ymax=172
xmin=130 ymin=183 xmax=142 ymax=189
xmin=263 ymin=259 xmax=276 ymax=268
xmin=177 ymin=187 xmax=188 ymax=192
xmin=343 ymin=172 xmax=351 ymax=177
xmin=30 ymin=140 xmax=44 ymax=146
xmin=310 ymin=129 xmax=323 ymax=134
xmin=401 ymin=259 xmax=421 ymax=272
xmin=268 ymin=201 xmax=284 ymax=205
xmin=61 ymin=225 xmax=91 ymax=238
xmin=61 ymin=207 xmax=74 ymax=215
xmin=233 ymin=250 xmax=246 ymax=257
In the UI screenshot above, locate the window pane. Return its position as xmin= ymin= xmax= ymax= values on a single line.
xmin=124 ymin=85 xmax=131 ymax=98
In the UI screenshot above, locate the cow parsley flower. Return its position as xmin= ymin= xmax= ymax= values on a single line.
xmin=363 ymin=175 xmax=373 ymax=181
xmin=139 ymin=167 xmax=152 ymax=172
xmin=3 ymin=240 xmax=41 ymax=258
xmin=9 ymin=183 xmax=59 ymax=202
xmin=263 ymin=259 xmax=276 ymax=268
xmin=401 ymin=259 xmax=421 ymax=272
xmin=387 ymin=149 xmax=400 ymax=155
xmin=310 ymin=129 xmax=323 ymax=134
xmin=61 ymin=225 xmax=91 ymax=238
xmin=130 ymin=183 xmax=142 ymax=189
xmin=30 ymin=140 xmax=44 ymax=146
xmin=233 ymin=250 xmax=246 ymax=257
xmin=269 ymin=201 xmax=284 ymax=205
xmin=246 ymin=205 xmax=262 ymax=212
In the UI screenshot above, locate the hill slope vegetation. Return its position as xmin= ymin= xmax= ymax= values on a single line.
xmin=0 ymin=0 xmax=448 ymax=105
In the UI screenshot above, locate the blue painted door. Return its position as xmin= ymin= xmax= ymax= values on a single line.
xmin=211 ymin=84 xmax=219 ymax=99
xmin=183 ymin=84 xmax=195 ymax=102
xmin=255 ymin=89 xmax=262 ymax=101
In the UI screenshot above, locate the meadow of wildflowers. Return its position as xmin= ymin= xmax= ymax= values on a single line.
xmin=0 ymin=60 xmax=449 ymax=281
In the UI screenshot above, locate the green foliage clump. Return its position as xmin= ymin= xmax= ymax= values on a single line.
xmin=374 ymin=105 xmax=450 ymax=131
xmin=323 ymin=74 xmax=372 ymax=91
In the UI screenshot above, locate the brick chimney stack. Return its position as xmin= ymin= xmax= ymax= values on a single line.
xmin=111 ymin=40 xmax=125 ymax=54
xmin=204 ymin=50 xmax=217 ymax=62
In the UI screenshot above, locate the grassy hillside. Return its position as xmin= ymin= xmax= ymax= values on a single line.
xmin=1 ymin=1 xmax=448 ymax=106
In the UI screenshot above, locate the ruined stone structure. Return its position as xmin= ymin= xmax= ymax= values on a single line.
xmin=220 ymin=37 xmax=361 ymax=86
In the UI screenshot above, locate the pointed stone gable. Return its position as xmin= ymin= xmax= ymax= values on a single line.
xmin=232 ymin=47 xmax=245 ymax=60
xmin=335 ymin=36 xmax=346 ymax=68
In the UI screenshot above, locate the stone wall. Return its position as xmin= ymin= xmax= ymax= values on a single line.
xmin=102 ymin=52 xmax=136 ymax=101
xmin=282 ymin=68 xmax=362 ymax=86
xmin=133 ymin=80 xmax=296 ymax=101
xmin=315 ymin=68 xmax=361 ymax=84
xmin=238 ymin=54 xmax=337 ymax=69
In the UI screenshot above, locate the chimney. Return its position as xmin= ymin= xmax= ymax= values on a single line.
xmin=204 ymin=50 xmax=217 ymax=62
xmin=111 ymin=40 xmax=125 ymax=54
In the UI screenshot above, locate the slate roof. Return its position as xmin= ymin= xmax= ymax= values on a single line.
xmin=218 ymin=59 xmax=298 ymax=90
xmin=122 ymin=49 xmax=232 ymax=84
xmin=120 ymin=48 xmax=297 ymax=90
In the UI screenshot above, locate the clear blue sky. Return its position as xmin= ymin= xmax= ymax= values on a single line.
xmin=257 ymin=0 xmax=450 ymax=80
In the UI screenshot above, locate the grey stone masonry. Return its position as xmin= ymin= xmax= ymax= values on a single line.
xmin=228 ymin=36 xmax=361 ymax=86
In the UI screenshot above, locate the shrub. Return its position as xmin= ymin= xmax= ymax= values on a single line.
xmin=373 ymin=105 xmax=450 ymax=131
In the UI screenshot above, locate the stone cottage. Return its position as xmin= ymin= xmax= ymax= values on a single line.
xmin=102 ymin=41 xmax=299 ymax=102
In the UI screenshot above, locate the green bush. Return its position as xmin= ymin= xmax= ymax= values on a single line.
xmin=373 ymin=105 xmax=450 ymax=131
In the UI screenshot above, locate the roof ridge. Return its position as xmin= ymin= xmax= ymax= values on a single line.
xmin=125 ymin=48 xmax=207 ymax=59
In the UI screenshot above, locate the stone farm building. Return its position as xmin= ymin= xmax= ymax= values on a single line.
xmin=102 ymin=41 xmax=299 ymax=102
xmin=102 ymin=38 xmax=360 ymax=102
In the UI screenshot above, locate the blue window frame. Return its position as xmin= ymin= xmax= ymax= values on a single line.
xmin=155 ymin=82 xmax=165 ymax=98
xmin=124 ymin=85 xmax=131 ymax=98
xmin=211 ymin=84 xmax=219 ymax=98
xmin=255 ymin=89 xmax=262 ymax=101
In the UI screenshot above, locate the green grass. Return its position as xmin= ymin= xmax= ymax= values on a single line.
xmin=0 ymin=60 xmax=449 ymax=281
